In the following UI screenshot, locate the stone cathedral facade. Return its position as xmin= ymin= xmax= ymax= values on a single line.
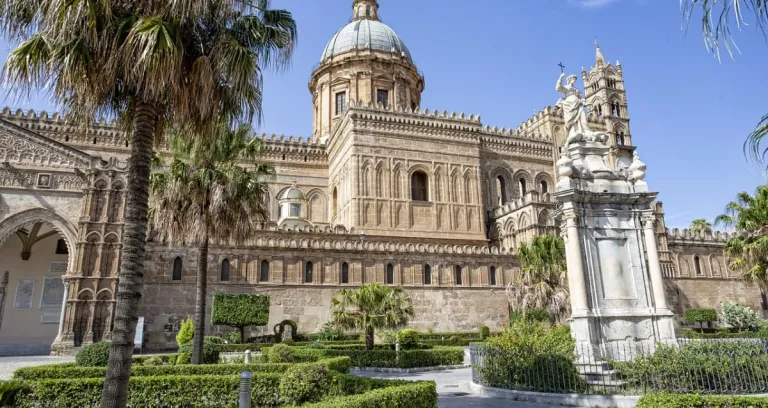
xmin=0 ymin=0 xmax=763 ymax=355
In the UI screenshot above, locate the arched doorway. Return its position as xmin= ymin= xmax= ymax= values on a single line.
xmin=0 ymin=212 xmax=75 ymax=355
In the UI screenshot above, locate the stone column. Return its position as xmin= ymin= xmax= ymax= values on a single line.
xmin=642 ymin=215 xmax=670 ymax=312
xmin=57 ymin=280 xmax=70 ymax=336
xmin=0 ymin=271 xmax=8 ymax=334
xmin=562 ymin=213 xmax=589 ymax=314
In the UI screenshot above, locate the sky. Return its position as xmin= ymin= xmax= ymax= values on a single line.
xmin=1 ymin=0 xmax=767 ymax=230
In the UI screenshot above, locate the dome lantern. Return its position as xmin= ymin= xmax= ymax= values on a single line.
xmin=353 ymin=0 xmax=379 ymax=21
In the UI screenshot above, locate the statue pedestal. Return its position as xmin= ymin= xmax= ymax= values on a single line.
xmin=556 ymin=141 xmax=676 ymax=362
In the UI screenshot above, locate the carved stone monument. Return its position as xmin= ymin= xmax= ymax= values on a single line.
xmin=554 ymin=73 xmax=676 ymax=359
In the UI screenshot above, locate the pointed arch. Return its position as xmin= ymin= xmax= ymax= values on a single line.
xmin=305 ymin=189 xmax=327 ymax=224
xmin=361 ymin=160 xmax=373 ymax=197
xmin=513 ymin=170 xmax=534 ymax=198
xmin=450 ymin=169 xmax=461 ymax=203
xmin=433 ymin=166 xmax=445 ymax=202
xmin=392 ymin=163 xmax=404 ymax=199
xmin=0 ymin=208 xmax=79 ymax=271
xmin=100 ymin=233 xmax=120 ymax=278
xmin=375 ymin=161 xmax=385 ymax=198
xmin=538 ymin=209 xmax=552 ymax=226
xmin=463 ymin=170 xmax=475 ymax=205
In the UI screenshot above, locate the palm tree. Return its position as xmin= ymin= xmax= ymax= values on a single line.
xmin=681 ymin=1 xmax=768 ymax=165
xmin=0 ymin=1 xmax=296 ymax=406
xmin=507 ymin=235 xmax=569 ymax=324
xmin=150 ymin=123 xmax=272 ymax=364
xmin=331 ymin=283 xmax=414 ymax=350
xmin=689 ymin=218 xmax=713 ymax=235
xmin=715 ymin=185 xmax=768 ymax=290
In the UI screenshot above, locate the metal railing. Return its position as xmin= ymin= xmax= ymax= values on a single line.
xmin=470 ymin=338 xmax=768 ymax=395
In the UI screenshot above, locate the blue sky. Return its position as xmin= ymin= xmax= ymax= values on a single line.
xmin=1 ymin=0 xmax=767 ymax=229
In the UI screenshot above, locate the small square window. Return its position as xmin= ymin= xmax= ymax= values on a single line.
xmin=335 ymin=92 xmax=346 ymax=116
xmin=290 ymin=203 xmax=301 ymax=217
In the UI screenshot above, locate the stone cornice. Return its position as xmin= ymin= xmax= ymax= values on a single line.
xmin=667 ymin=227 xmax=731 ymax=245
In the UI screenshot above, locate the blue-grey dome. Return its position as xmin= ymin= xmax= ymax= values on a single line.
xmin=321 ymin=19 xmax=413 ymax=64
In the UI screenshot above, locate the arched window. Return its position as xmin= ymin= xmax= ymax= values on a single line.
xmin=172 ymin=257 xmax=182 ymax=281
xmin=411 ymin=171 xmax=428 ymax=202
xmin=424 ymin=264 xmax=432 ymax=285
xmin=341 ymin=262 xmax=349 ymax=284
xmin=454 ymin=265 xmax=463 ymax=285
xmin=220 ymin=258 xmax=230 ymax=282
xmin=519 ymin=179 xmax=527 ymax=196
xmin=616 ymin=132 xmax=625 ymax=146
xmin=305 ymin=261 xmax=313 ymax=283
xmin=694 ymin=255 xmax=703 ymax=276
xmin=539 ymin=181 xmax=548 ymax=195
xmin=496 ymin=176 xmax=507 ymax=206
xmin=386 ymin=263 xmax=394 ymax=285
xmin=55 ymin=238 xmax=69 ymax=255
xmin=332 ymin=187 xmax=338 ymax=219
xmin=489 ymin=266 xmax=497 ymax=286
xmin=260 ymin=260 xmax=270 ymax=282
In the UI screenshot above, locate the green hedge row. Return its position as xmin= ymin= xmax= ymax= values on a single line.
xmin=276 ymin=346 xmax=465 ymax=369
xmin=417 ymin=332 xmax=483 ymax=341
xmin=302 ymin=381 xmax=438 ymax=408
xmin=683 ymin=308 xmax=718 ymax=324
xmin=217 ymin=340 xmax=366 ymax=353
xmin=681 ymin=328 xmax=767 ymax=339
xmin=637 ymin=394 xmax=768 ymax=408
xmin=15 ymin=357 xmax=352 ymax=380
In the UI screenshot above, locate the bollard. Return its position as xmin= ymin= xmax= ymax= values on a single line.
xmin=395 ymin=342 xmax=400 ymax=366
xmin=239 ymin=371 xmax=252 ymax=408
xmin=244 ymin=350 xmax=252 ymax=364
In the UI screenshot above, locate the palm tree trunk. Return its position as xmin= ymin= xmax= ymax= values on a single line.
xmin=100 ymin=101 xmax=157 ymax=408
xmin=192 ymin=233 xmax=209 ymax=364
xmin=365 ymin=327 xmax=374 ymax=350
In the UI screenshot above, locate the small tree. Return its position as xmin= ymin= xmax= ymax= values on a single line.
xmin=176 ymin=318 xmax=194 ymax=346
xmin=211 ymin=294 xmax=270 ymax=342
xmin=721 ymin=301 xmax=760 ymax=331
xmin=683 ymin=308 xmax=718 ymax=332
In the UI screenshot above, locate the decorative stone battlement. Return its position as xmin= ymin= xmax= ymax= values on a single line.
xmin=514 ymin=105 xmax=609 ymax=133
xmin=258 ymin=133 xmax=327 ymax=163
xmin=667 ymin=228 xmax=732 ymax=243
xmin=0 ymin=107 xmax=129 ymax=149
xmin=491 ymin=191 xmax=553 ymax=218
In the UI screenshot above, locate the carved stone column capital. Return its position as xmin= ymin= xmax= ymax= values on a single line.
xmin=641 ymin=214 xmax=656 ymax=229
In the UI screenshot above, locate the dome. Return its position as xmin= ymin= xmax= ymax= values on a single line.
xmin=279 ymin=183 xmax=305 ymax=200
xmin=321 ymin=19 xmax=413 ymax=64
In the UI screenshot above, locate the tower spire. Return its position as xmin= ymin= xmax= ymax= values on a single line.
xmin=352 ymin=0 xmax=379 ymax=21
xmin=595 ymin=40 xmax=606 ymax=66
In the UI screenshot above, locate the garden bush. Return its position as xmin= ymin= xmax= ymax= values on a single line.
xmin=15 ymin=358 xmax=353 ymax=381
xmin=684 ymin=308 xmax=718 ymax=330
xmin=417 ymin=331 xmax=482 ymax=342
xmin=274 ymin=319 xmax=298 ymax=340
xmin=0 ymin=380 xmax=25 ymax=407
xmin=303 ymin=381 xmax=438 ymax=408
xmin=306 ymin=331 xmax=360 ymax=342
xmin=479 ymin=325 xmax=490 ymax=339
xmin=279 ymin=364 xmax=333 ymax=405
xmin=509 ymin=308 xmax=550 ymax=324
xmin=133 ymin=354 xmax=177 ymax=365
xmin=75 ymin=342 xmax=111 ymax=367
xmin=211 ymin=293 xmax=269 ymax=343
xmin=614 ymin=341 xmax=768 ymax=394
xmin=637 ymin=393 xmax=768 ymax=408
xmin=178 ymin=337 xmax=220 ymax=364
xmin=281 ymin=338 xmax=296 ymax=346
xmin=680 ymin=327 xmax=765 ymax=339
xmin=396 ymin=329 xmax=419 ymax=349
xmin=225 ymin=331 xmax=241 ymax=344
xmin=721 ymin=301 xmax=761 ymax=330
xmin=266 ymin=343 xmax=294 ymax=363
xmin=474 ymin=320 xmax=582 ymax=392
xmin=176 ymin=318 xmax=194 ymax=346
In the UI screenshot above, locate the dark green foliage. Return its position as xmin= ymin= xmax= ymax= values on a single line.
xmin=396 ymin=329 xmax=420 ymax=349
xmin=0 ymin=380 xmax=25 ymax=407
xmin=303 ymin=381 xmax=438 ymax=408
xmin=281 ymin=346 xmax=464 ymax=369
xmin=313 ymin=321 xmax=348 ymax=341
xmin=273 ymin=319 xmax=298 ymax=340
xmin=479 ymin=325 xmax=490 ymax=339
xmin=75 ymin=342 xmax=111 ymax=367
xmin=178 ymin=337 xmax=220 ymax=364
xmin=281 ymin=338 xmax=296 ymax=346
xmin=267 ymin=343 xmax=294 ymax=363
xmin=510 ymin=308 xmax=550 ymax=324
xmin=132 ymin=354 xmax=177 ymax=365
xmin=474 ymin=321 xmax=583 ymax=392
xmin=415 ymin=331 xmax=483 ymax=342
xmin=683 ymin=308 xmax=718 ymax=330
xmin=13 ymin=358 xmax=353 ymax=381
xmin=614 ymin=342 xmax=768 ymax=394
xmin=225 ymin=331 xmax=241 ymax=344
xmin=176 ymin=353 xmax=190 ymax=365
xmin=211 ymin=293 xmax=270 ymax=341
xmin=681 ymin=327 xmax=765 ymax=339
xmin=636 ymin=393 xmax=768 ymax=408
xmin=279 ymin=364 xmax=333 ymax=405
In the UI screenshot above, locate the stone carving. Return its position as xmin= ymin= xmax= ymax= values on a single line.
xmin=0 ymin=122 xmax=90 ymax=168
xmin=628 ymin=151 xmax=647 ymax=182
xmin=555 ymin=73 xmax=608 ymax=146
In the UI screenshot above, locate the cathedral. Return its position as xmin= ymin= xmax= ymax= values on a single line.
xmin=0 ymin=0 xmax=762 ymax=355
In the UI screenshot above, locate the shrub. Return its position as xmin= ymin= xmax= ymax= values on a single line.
xmin=298 ymin=347 xmax=464 ymax=369
xmin=0 ymin=380 xmax=25 ymax=407
xmin=721 ymin=301 xmax=760 ymax=330
xmin=178 ymin=338 xmax=220 ymax=364
xmin=211 ymin=293 xmax=269 ymax=343
xmin=267 ymin=343 xmax=294 ymax=363
xmin=279 ymin=364 xmax=333 ymax=405
xmin=475 ymin=321 xmax=581 ymax=392
xmin=683 ymin=308 xmax=718 ymax=330
xmin=307 ymin=341 xmax=326 ymax=349
xmin=274 ymin=319 xmax=298 ymax=340
xmin=225 ymin=331 xmax=241 ymax=344
xmin=680 ymin=327 xmax=763 ymax=339
xmin=176 ymin=318 xmax=194 ymax=346
xmin=75 ymin=342 xmax=111 ymax=367
xmin=282 ymin=338 xmax=296 ymax=346
xmin=479 ymin=325 xmax=490 ymax=340
xmin=143 ymin=356 xmax=163 ymax=366
xmin=396 ymin=329 xmax=419 ymax=349
xmin=313 ymin=321 xmax=346 ymax=342
xmin=176 ymin=353 xmax=190 ymax=365
xmin=509 ymin=308 xmax=549 ymax=324
xmin=637 ymin=394 xmax=768 ymax=408
xmin=204 ymin=336 xmax=225 ymax=344
xmin=303 ymin=381 xmax=438 ymax=408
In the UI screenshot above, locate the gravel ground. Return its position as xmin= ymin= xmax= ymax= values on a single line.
xmin=0 ymin=355 xmax=75 ymax=380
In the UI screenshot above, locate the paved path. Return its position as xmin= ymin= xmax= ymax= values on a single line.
xmin=352 ymin=368 xmax=561 ymax=408
xmin=0 ymin=355 xmax=75 ymax=380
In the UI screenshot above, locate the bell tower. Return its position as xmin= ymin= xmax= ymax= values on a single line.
xmin=581 ymin=42 xmax=634 ymax=168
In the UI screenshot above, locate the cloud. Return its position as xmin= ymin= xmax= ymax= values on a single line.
xmin=571 ymin=0 xmax=621 ymax=8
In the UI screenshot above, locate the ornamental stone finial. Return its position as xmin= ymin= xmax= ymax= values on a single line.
xmin=628 ymin=151 xmax=647 ymax=182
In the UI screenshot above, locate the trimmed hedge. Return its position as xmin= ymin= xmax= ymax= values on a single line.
xmin=217 ymin=340 xmax=365 ymax=353
xmin=14 ymin=357 xmax=352 ymax=380
xmin=303 ymin=381 xmax=438 ymax=408
xmin=681 ymin=327 xmax=766 ymax=339
xmin=270 ymin=346 xmax=464 ymax=369
xmin=637 ymin=394 xmax=768 ymax=408
xmin=211 ymin=293 xmax=269 ymax=341
xmin=74 ymin=342 xmax=110 ymax=367
xmin=417 ymin=331 xmax=482 ymax=341
xmin=683 ymin=308 xmax=718 ymax=325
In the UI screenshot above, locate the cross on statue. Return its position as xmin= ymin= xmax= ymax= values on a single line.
xmin=558 ymin=62 xmax=566 ymax=73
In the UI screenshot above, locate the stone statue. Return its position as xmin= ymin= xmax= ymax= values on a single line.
xmin=555 ymin=73 xmax=608 ymax=146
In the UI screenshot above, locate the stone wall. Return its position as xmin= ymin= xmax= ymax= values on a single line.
xmin=665 ymin=278 xmax=764 ymax=318
xmin=139 ymin=283 xmax=509 ymax=351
